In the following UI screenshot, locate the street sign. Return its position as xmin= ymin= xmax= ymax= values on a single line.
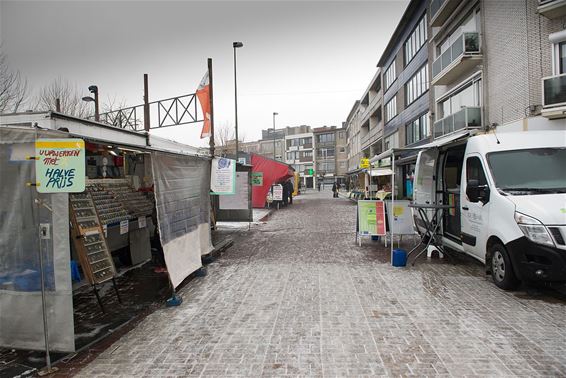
xmin=360 ymin=158 xmax=370 ymax=169
xmin=35 ymin=139 xmax=85 ymax=193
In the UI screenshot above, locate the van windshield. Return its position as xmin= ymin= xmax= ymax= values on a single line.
xmin=487 ymin=148 xmax=566 ymax=195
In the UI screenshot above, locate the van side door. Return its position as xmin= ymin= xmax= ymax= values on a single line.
xmin=414 ymin=149 xmax=439 ymax=233
xmin=461 ymin=154 xmax=491 ymax=262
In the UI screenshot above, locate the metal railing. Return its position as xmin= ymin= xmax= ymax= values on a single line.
xmin=432 ymin=32 xmax=480 ymax=79
xmin=433 ymin=106 xmax=481 ymax=139
xmin=542 ymin=73 xmax=566 ymax=108
xmin=93 ymin=93 xmax=200 ymax=131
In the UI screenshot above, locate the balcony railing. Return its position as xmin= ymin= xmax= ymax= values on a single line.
xmin=431 ymin=0 xmax=446 ymax=19
xmin=433 ymin=107 xmax=481 ymax=139
xmin=432 ymin=32 xmax=480 ymax=79
xmin=542 ymin=73 xmax=566 ymax=108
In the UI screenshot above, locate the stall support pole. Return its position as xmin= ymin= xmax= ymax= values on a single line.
xmin=36 ymin=197 xmax=58 ymax=376
xmin=92 ymin=284 xmax=105 ymax=313
xmin=390 ymin=153 xmax=395 ymax=265
xmin=112 ymin=277 xmax=122 ymax=304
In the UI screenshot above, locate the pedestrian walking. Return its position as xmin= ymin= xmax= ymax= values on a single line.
xmin=332 ymin=182 xmax=337 ymax=198
xmin=287 ymin=180 xmax=293 ymax=204
xmin=317 ymin=181 xmax=321 ymax=191
xmin=282 ymin=182 xmax=289 ymax=206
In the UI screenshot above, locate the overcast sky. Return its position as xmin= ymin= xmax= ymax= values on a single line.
xmin=1 ymin=0 xmax=408 ymax=147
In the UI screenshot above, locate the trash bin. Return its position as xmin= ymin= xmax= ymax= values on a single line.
xmin=392 ymin=249 xmax=407 ymax=267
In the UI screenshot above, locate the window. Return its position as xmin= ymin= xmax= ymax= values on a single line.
xmin=438 ymin=79 xmax=481 ymax=119
xmin=300 ymin=137 xmax=312 ymax=146
xmin=405 ymin=113 xmax=430 ymax=145
xmin=301 ymin=150 xmax=313 ymax=158
xmin=317 ymin=148 xmax=335 ymax=157
xmin=340 ymin=161 xmax=347 ymax=168
xmin=404 ymin=15 xmax=428 ymax=66
xmin=317 ymin=133 xmax=335 ymax=143
xmin=338 ymin=131 xmax=345 ymax=139
xmin=466 ymin=156 xmax=488 ymax=188
xmin=385 ymin=97 xmax=397 ymax=123
xmin=560 ymin=42 xmax=566 ymax=74
xmin=384 ymin=132 xmax=399 ymax=150
xmin=339 ymin=147 xmax=346 ymax=153
xmin=405 ymin=65 xmax=429 ymax=106
xmin=384 ymin=61 xmax=396 ymax=89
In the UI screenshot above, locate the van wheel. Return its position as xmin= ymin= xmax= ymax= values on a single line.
xmin=489 ymin=243 xmax=519 ymax=290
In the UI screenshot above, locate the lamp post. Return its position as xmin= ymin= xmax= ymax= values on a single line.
xmin=82 ymin=85 xmax=99 ymax=121
xmin=233 ymin=41 xmax=243 ymax=161
xmin=272 ymin=112 xmax=278 ymax=160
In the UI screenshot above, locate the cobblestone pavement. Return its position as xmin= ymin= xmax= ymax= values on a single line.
xmin=78 ymin=190 xmax=566 ymax=377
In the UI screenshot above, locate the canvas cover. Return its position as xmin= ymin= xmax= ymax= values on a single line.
xmin=0 ymin=126 xmax=75 ymax=352
xmin=251 ymin=154 xmax=293 ymax=208
xmin=151 ymin=152 xmax=213 ymax=288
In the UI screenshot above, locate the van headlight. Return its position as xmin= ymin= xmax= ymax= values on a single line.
xmin=514 ymin=212 xmax=555 ymax=247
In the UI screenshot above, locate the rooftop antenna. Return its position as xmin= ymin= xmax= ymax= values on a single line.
xmin=489 ymin=122 xmax=501 ymax=144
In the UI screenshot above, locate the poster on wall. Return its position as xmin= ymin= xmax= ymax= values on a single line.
xmin=35 ymin=139 xmax=85 ymax=193
xmin=219 ymin=172 xmax=250 ymax=210
xmin=385 ymin=200 xmax=414 ymax=235
xmin=251 ymin=172 xmax=263 ymax=186
xmin=210 ymin=157 xmax=236 ymax=195
xmin=357 ymin=200 xmax=386 ymax=236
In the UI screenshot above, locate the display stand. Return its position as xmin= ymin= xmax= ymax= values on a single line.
xmin=69 ymin=193 xmax=120 ymax=312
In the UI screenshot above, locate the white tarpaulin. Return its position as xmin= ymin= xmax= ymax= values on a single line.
xmin=0 ymin=127 xmax=74 ymax=352
xmin=151 ymin=152 xmax=213 ymax=288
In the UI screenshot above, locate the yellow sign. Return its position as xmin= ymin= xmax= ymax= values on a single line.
xmin=360 ymin=158 xmax=370 ymax=169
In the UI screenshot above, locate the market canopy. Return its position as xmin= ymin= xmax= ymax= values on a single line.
xmin=369 ymin=168 xmax=393 ymax=177
xmin=369 ymin=129 xmax=475 ymax=164
xmin=251 ymin=153 xmax=294 ymax=208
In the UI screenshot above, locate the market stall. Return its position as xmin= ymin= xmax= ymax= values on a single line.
xmin=250 ymin=153 xmax=294 ymax=208
xmin=0 ymin=111 xmax=213 ymax=354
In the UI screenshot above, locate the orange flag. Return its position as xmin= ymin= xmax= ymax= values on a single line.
xmin=196 ymin=71 xmax=211 ymax=138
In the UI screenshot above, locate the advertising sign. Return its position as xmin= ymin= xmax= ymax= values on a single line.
xmin=272 ymin=184 xmax=283 ymax=201
xmin=357 ymin=200 xmax=386 ymax=236
xmin=385 ymin=200 xmax=414 ymax=235
xmin=360 ymin=158 xmax=370 ymax=169
xmin=210 ymin=157 xmax=236 ymax=195
xmin=251 ymin=172 xmax=263 ymax=186
xmin=35 ymin=139 xmax=85 ymax=193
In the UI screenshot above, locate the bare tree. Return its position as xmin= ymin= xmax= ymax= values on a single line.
xmin=35 ymin=78 xmax=92 ymax=118
xmin=0 ymin=50 xmax=28 ymax=113
xmin=215 ymin=121 xmax=235 ymax=148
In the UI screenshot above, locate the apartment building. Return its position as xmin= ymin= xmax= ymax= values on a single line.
xmin=345 ymin=101 xmax=363 ymax=173
xmin=359 ymin=69 xmax=384 ymax=159
xmin=284 ymin=126 xmax=315 ymax=188
xmin=429 ymin=0 xmax=566 ymax=136
xmin=378 ymin=0 xmax=431 ymax=198
xmin=335 ymin=127 xmax=348 ymax=184
xmin=258 ymin=128 xmax=285 ymax=161
xmin=313 ymin=126 xmax=347 ymax=186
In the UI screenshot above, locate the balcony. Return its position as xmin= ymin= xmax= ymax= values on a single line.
xmin=431 ymin=0 xmax=463 ymax=27
xmin=538 ymin=0 xmax=566 ymax=19
xmin=432 ymin=32 xmax=482 ymax=86
xmin=433 ymin=107 xmax=481 ymax=139
xmin=541 ymin=73 xmax=566 ymax=119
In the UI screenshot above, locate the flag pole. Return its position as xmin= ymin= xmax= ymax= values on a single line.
xmin=208 ymin=58 xmax=215 ymax=157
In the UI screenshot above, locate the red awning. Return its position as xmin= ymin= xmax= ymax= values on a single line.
xmin=251 ymin=153 xmax=294 ymax=208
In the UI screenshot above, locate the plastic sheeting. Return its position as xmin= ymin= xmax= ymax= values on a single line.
xmin=151 ymin=152 xmax=213 ymax=288
xmin=251 ymin=154 xmax=294 ymax=208
xmin=0 ymin=126 xmax=75 ymax=352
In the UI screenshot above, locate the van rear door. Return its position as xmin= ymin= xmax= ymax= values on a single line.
xmin=413 ymin=149 xmax=439 ymax=233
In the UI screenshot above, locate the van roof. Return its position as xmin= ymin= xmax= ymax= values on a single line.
xmin=470 ymin=130 xmax=566 ymax=153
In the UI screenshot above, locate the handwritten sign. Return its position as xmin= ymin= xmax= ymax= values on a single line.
xmin=272 ymin=184 xmax=283 ymax=201
xmin=35 ymin=139 xmax=85 ymax=193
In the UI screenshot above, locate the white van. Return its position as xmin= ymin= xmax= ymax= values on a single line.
xmin=413 ymin=129 xmax=566 ymax=290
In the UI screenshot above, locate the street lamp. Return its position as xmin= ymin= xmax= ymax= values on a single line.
xmin=233 ymin=41 xmax=243 ymax=161
xmin=82 ymin=85 xmax=99 ymax=121
xmin=272 ymin=112 xmax=278 ymax=160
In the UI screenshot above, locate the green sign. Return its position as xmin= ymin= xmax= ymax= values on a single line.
xmin=307 ymin=168 xmax=314 ymax=175
xmin=35 ymin=139 xmax=85 ymax=193
xmin=251 ymin=172 xmax=263 ymax=186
